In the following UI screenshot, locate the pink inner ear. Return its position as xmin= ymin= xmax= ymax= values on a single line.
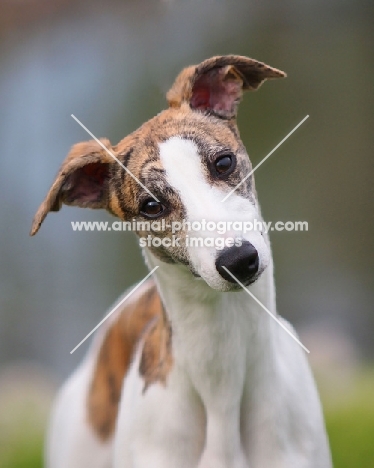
xmin=64 ymin=162 xmax=110 ymax=205
xmin=190 ymin=86 xmax=211 ymax=110
xmin=191 ymin=69 xmax=242 ymax=116
xmin=82 ymin=163 xmax=108 ymax=185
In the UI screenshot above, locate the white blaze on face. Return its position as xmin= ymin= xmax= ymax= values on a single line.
xmin=159 ymin=137 xmax=269 ymax=290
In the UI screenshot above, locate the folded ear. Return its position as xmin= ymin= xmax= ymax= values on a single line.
xmin=30 ymin=139 xmax=113 ymax=236
xmin=167 ymin=55 xmax=286 ymax=119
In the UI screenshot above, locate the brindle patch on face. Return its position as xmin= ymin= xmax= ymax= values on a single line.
xmin=105 ymin=108 xmax=257 ymax=267
xmin=87 ymin=281 xmax=172 ymax=440
xmin=28 ymin=105 xmax=256 ymax=266
xmin=119 ymin=108 xmax=255 ymax=202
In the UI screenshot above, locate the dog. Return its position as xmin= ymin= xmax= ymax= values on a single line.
xmin=31 ymin=55 xmax=332 ymax=468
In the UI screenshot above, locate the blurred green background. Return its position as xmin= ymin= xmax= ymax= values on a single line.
xmin=0 ymin=0 xmax=373 ymax=466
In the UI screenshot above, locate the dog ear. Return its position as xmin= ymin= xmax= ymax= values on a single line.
xmin=30 ymin=139 xmax=113 ymax=235
xmin=167 ymin=55 xmax=286 ymax=119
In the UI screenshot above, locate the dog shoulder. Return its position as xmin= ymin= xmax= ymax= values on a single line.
xmin=86 ymin=279 xmax=172 ymax=441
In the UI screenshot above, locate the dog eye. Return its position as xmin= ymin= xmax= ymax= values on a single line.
xmin=140 ymin=199 xmax=165 ymax=218
xmin=213 ymin=153 xmax=235 ymax=176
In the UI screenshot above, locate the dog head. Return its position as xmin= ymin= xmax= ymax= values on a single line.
xmin=31 ymin=55 xmax=285 ymax=291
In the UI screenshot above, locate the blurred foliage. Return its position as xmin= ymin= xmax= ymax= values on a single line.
xmin=0 ymin=410 xmax=44 ymax=468
xmin=324 ymin=368 xmax=374 ymax=467
xmin=0 ymin=365 xmax=53 ymax=468
xmin=0 ymin=437 xmax=43 ymax=468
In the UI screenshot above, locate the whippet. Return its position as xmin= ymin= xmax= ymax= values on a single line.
xmin=31 ymin=55 xmax=332 ymax=468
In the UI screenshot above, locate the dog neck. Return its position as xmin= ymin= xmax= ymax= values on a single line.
xmin=143 ymin=248 xmax=276 ymax=394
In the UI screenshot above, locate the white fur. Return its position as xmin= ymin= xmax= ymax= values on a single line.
xmin=158 ymin=137 xmax=270 ymax=290
xmin=46 ymin=354 xmax=112 ymax=468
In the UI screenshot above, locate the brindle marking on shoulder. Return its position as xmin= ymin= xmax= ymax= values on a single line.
xmin=87 ymin=281 xmax=173 ymax=440
xmin=139 ymin=303 xmax=173 ymax=393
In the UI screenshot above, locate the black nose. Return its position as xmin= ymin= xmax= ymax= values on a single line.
xmin=215 ymin=241 xmax=259 ymax=284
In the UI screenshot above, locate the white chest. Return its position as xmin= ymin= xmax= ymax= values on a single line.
xmin=114 ymin=281 xmax=269 ymax=468
xmin=113 ymin=264 xmax=330 ymax=468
